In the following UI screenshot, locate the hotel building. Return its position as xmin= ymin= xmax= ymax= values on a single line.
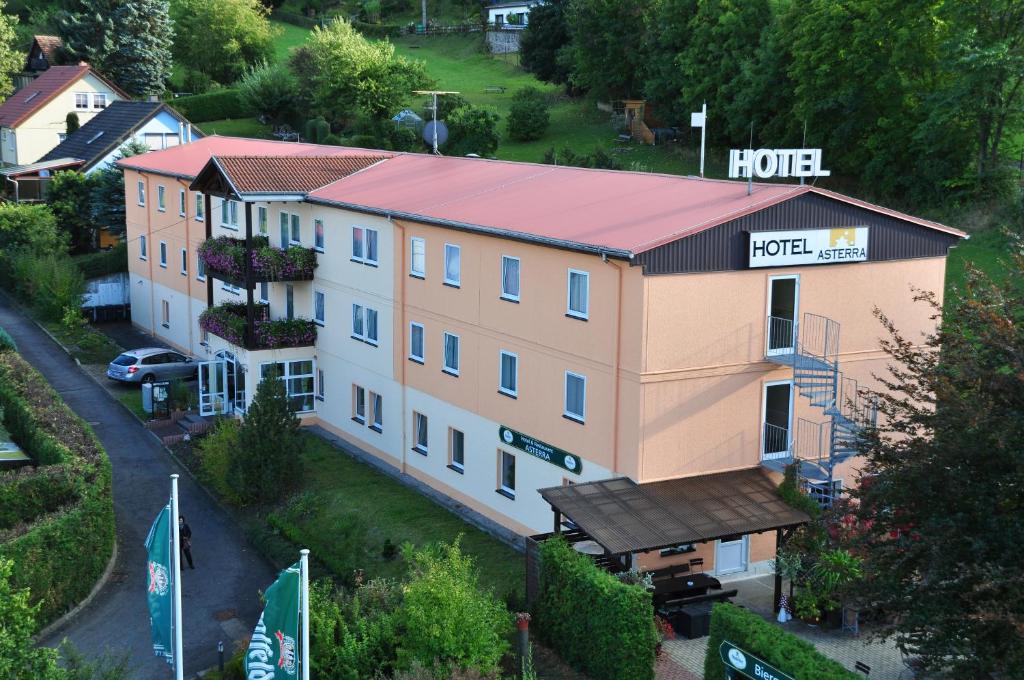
xmin=119 ymin=137 xmax=962 ymax=578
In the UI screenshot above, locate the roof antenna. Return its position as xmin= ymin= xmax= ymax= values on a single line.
xmin=747 ymin=120 xmax=754 ymax=196
xmin=414 ymin=90 xmax=459 ymax=155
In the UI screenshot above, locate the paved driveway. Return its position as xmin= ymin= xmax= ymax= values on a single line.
xmin=0 ymin=300 xmax=275 ymax=679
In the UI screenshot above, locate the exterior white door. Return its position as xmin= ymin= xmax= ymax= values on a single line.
xmin=198 ymin=359 xmax=228 ymax=416
xmin=766 ymin=274 xmax=800 ymax=355
xmin=716 ymin=536 xmax=748 ymax=575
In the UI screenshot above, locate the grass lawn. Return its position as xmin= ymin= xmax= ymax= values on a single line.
xmin=271 ymin=20 xmax=311 ymax=63
xmin=198 ymin=117 xmax=273 ymax=138
xmin=945 ymin=227 xmax=1012 ymax=296
xmin=270 ymin=432 xmax=524 ymax=599
xmin=41 ymin=319 xmax=123 ymax=366
xmin=115 ymin=388 xmax=148 ymax=421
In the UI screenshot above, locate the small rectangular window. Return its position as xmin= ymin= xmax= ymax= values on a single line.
xmin=409 ymin=322 xmax=424 ymax=363
xmin=449 ymin=428 xmax=464 ymax=472
xmin=501 ymin=256 xmax=520 ymax=301
xmin=352 ymin=227 xmax=379 ymax=265
xmin=222 ymin=200 xmax=238 ymax=229
xmin=567 ymin=270 xmax=589 ymax=319
xmin=410 ymin=237 xmax=425 ymax=277
xmin=178 ymin=189 xmax=186 ymax=216
xmin=195 ymin=193 xmax=204 ymax=221
xmin=137 ymin=180 xmax=145 ymax=206
xmin=564 ymin=371 xmax=586 ymax=423
xmin=313 ymin=290 xmax=325 ymax=326
xmin=75 ymin=92 xmax=89 ymax=109
xmin=258 ymin=206 xmax=268 ymax=234
xmin=157 ymin=186 xmax=166 ymax=212
xmin=444 ymin=244 xmax=461 ymax=287
xmin=317 ymin=369 xmax=325 ymax=400
xmin=352 ymin=385 xmax=366 ymax=423
xmin=366 ymin=228 xmax=378 ymax=264
xmin=413 ymin=412 xmax=428 ymax=454
xmin=290 ymin=214 xmax=300 ymax=244
xmin=180 ymin=248 xmax=187 ymax=275
xmin=259 ymin=281 xmax=268 ymax=303
xmin=314 ymin=219 xmax=324 ymax=251
xmin=197 ymin=253 xmax=206 ymax=280
xmin=499 ymin=351 xmax=517 ymax=397
xmin=161 ymin=300 xmax=170 ymax=327
xmin=370 ymin=392 xmax=383 ymax=432
xmin=443 ymin=332 xmax=460 ymax=376
xmin=140 ymin=235 xmax=147 ymax=259
xmin=159 ymin=241 xmax=167 ymax=267
xmin=499 ymin=450 xmax=516 ymax=498
xmin=279 ymin=212 xmax=289 ymax=248
xmin=352 ymin=304 xmax=364 ymax=339
xmin=93 ymin=93 xmax=107 ymax=109
xmin=366 ymin=308 xmax=378 ymax=345
xmin=352 ymin=227 xmax=364 ymax=260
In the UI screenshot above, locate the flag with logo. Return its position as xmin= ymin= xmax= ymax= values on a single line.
xmin=145 ymin=504 xmax=173 ymax=663
xmin=245 ymin=562 xmax=301 ymax=680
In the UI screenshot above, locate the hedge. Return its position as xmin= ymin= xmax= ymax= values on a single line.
xmin=168 ymin=88 xmax=252 ymax=123
xmin=73 ymin=243 xmax=127 ymax=280
xmin=0 ymin=350 xmax=114 ymax=626
xmin=351 ymin=20 xmax=403 ymax=39
xmin=534 ymin=536 xmax=658 ymax=680
xmin=704 ymin=603 xmax=860 ymax=680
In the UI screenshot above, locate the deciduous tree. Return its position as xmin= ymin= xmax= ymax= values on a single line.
xmin=563 ymin=0 xmax=649 ymax=99
xmin=0 ymin=559 xmax=62 ymax=679
xmin=519 ymin=0 xmax=571 ymax=86
xmin=169 ymin=0 xmax=276 ymax=85
xmin=506 ymin=86 xmax=549 ymax=141
xmin=445 ymin=104 xmax=500 ymax=157
xmin=0 ymin=1 xmax=23 ymax=102
xmin=46 ymin=171 xmax=96 ymax=254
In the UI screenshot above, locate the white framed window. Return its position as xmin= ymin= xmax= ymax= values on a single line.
xmin=409 ymin=322 xmax=424 ymax=363
xmin=370 ymin=391 xmax=383 ymax=432
xmin=564 ymin=371 xmax=586 ymax=423
xmin=221 ymin=200 xmax=239 ymax=229
xmin=260 ymin=360 xmax=315 ymax=413
xmin=314 ymin=219 xmax=324 ymax=252
xmin=351 ymin=304 xmax=378 ymax=345
xmin=259 ymin=281 xmax=268 ymax=303
xmin=316 ymin=369 xmax=325 ymax=400
xmin=195 ymin=193 xmax=204 ymax=221
xmin=278 ymin=211 xmax=289 ymax=247
xmin=157 ymin=185 xmax=166 ymax=212
xmin=180 ymin=248 xmax=187 ymax=275
xmin=136 ymin=180 xmax=145 ymax=206
xmin=444 ymin=244 xmax=461 ymax=287
xmin=499 ymin=450 xmax=515 ymax=498
xmin=413 ymin=412 xmax=428 ymax=454
xmin=196 ymin=252 xmax=205 ymax=281
xmin=410 ymin=237 xmax=425 ymax=277
xmin=257 ymin=206 xmax=268 ymax=234
xmin=222 ymin=281 xmax=241 ymax=296
xmin=290 ymin=214 xmax=300 ymax=244
xmin=352 ymin=385 xmax=366 ymax=423
xmin=92 ymin=93 xmax=107 ymax=109
xmin=313 ymin=290 xmax=325 ymax=326
xmin=449 ymin=428 xmax=464 ymax=472
xmin=499 ymin=351 xmax=518 ymax=397
xmin=159 ymin=241 xmax=167 ymax=267
xmin=74 ymin=92 xmax=89 ymax=109
xmin=161 ymin=300 xmax=170 ymax=327
xmin=443 ymin=332 xmax=460 ymax=376
xmin=178 ymin=189 xmax=186 ymax=216
xmin=351 ymin=226 xmax=378 ymax=265
xmin=567 ymin=269 xmax=589 ymax=319
xmin=501 ymin=255 xmax=520 ymax=301
xmin=139 ymin=235 xmax=147 ymax=260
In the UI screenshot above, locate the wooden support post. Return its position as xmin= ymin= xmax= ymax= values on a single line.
xmin=244 ymin=202 xmax=254 ymax=349
xmin=773 ymin=527 xmax=783 ymax=613
xmin=204 ymin=194 xmax=213 ymax=308
xmin=552 ymin=508 xmax=561 ymax=534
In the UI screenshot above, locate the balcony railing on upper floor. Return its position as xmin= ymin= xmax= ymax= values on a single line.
xmin=198 ymin=236 xmax=317 ymax=286
xmin=199 ymin=302 xmax=316 ymax=350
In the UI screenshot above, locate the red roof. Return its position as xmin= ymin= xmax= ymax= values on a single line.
xmin=212 ymin=155 xmax=388 ymax=194
xmin=0 ymin=65 xmax=128 ymax=128
xmin=32 ymin=35 xmax=63 ymax=66
xmin=118 ymin=136 xmax=392 ymax=180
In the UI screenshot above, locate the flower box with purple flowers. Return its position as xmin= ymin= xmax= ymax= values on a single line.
xmin=198 ymin=236 xmax=317 ymax=283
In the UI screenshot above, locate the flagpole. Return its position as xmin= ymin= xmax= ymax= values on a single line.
xmin=170 ymin=474 xmax=184 ymax=680
xmin=300 ymin=549 xmax=310 ymax=680
xmin=699 ymin=101 xmax=706 ymax=178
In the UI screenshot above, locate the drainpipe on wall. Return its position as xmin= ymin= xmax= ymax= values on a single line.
xmin=393 ymin=216 xmax=409 ymax=475
xmin=602 ymin=252 xmax=625 ymax=474
xmin=144 ymin=174 xmax=156 ymax=335
xmin=181 ymin=178 xmax=194 ymax=354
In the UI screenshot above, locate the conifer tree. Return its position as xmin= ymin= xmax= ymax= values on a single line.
xmin=233 ymin=368 xmax=303 ymax=504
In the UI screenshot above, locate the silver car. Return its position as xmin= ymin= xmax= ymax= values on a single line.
xmin=106 ymin=348 xmax=197 ymax=384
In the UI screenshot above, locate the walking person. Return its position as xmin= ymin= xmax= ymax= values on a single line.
xmin=179 ymin=514 xmax=194 ymax=569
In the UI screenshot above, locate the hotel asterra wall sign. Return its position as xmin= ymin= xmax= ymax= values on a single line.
xmin=499 ymin=426 xmax=582 ymax=475
xmin=747 ymin=227 xmax=869 ymax=268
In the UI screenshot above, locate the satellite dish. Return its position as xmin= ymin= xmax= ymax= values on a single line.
xmin=423 ymin=120 xmax=448 ymax=147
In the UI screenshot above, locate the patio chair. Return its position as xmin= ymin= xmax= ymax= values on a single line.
xmin=688 ymin=557 xmax=704 ymax=573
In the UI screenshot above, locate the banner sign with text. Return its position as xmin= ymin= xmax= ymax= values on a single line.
xmin=747 ymin=227 xmax=869 ymax=268
xmin=144 ymin=504 xmax=173 ymax=664
xmin=246 ymin=562 xmax=300 ymax=680
xmin=719 ymin=640 xmax=796 ymax=680
xmin=499 ymin=426 xmax=582 ymax=475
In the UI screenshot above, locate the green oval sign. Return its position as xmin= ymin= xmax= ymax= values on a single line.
xmin=498 ymin=426 xmax=582 ymax=475
xmin=719 ymin=641 xmax=796 ymax=680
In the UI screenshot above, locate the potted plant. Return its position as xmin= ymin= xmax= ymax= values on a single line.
xmin=811 ymin=548 xmax=863 ymax=629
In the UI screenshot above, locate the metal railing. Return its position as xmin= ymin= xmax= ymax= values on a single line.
xmin=761 ymin=422 xmax=791 ymax=460
xmin=766 ymin=316 xmax=796 ymax=354
xmin=794 ymin=418 xmax=826 ymax=462
xmin=798 ymin=312 xmax=840 ymax=364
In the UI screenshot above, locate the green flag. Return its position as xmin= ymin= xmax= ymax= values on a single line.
xmin=144 ymin=505 xmax=173 ymax=663
xmin=245 ymin=562 xmax=300 ymax=680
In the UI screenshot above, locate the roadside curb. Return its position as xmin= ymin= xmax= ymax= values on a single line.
xmin=35 ymin=541 xmax=118 ymax=642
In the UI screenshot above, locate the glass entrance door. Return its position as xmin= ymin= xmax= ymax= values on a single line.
xmin=198 ymin=359 xmax=227 ymax=415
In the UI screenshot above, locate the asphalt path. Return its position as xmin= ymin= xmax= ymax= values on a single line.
xmin=0 ymin=299 xmax=276 ymax=679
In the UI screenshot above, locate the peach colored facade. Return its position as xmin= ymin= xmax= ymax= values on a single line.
xmin=122 ymin=147 xmax=959 ymax=580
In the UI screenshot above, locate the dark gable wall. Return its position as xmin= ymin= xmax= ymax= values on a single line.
xmin=633 ymin=193 xmax=962 ymax=275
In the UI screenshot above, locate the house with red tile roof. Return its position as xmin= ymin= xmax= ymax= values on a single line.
xmin=0 ymin=64 xmax=129 ymax=166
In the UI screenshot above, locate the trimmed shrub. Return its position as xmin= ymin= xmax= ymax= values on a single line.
xmin=704 ymin=603 xmax=859 ymax=679
xmin=0 ymin=350 xmax=114 ymax=626
xmin=197 ymin=418 xmax=244 ymax=505
xmin=72 ymin=242 xmax=128 ymax=280
xmin=506 ymin=86 xmax=550 ymax=141
xmin=169 ymin=88 xmax=252 ymax=123
xmin=534 ymin=536 xmax=657 ymax=680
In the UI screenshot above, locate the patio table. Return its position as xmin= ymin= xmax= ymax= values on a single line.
xmin=654 ymin=573 xmax=721 ymax=606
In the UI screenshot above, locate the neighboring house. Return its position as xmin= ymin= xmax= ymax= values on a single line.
xmin=119 ymin=136 xmax=963 ymax=580
xmin=486 ymin=1 xmax=540 ymax=27
xmin=0 ymin=64 xmax=129 ymax=167
xmin=13 ymin=35 xmax=64 ymax=92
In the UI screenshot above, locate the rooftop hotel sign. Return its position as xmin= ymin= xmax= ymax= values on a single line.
xmin=728 ymin=148 xmax=830 ymax=179
xmin=747 ymin=227 xmax=869 ymax=268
